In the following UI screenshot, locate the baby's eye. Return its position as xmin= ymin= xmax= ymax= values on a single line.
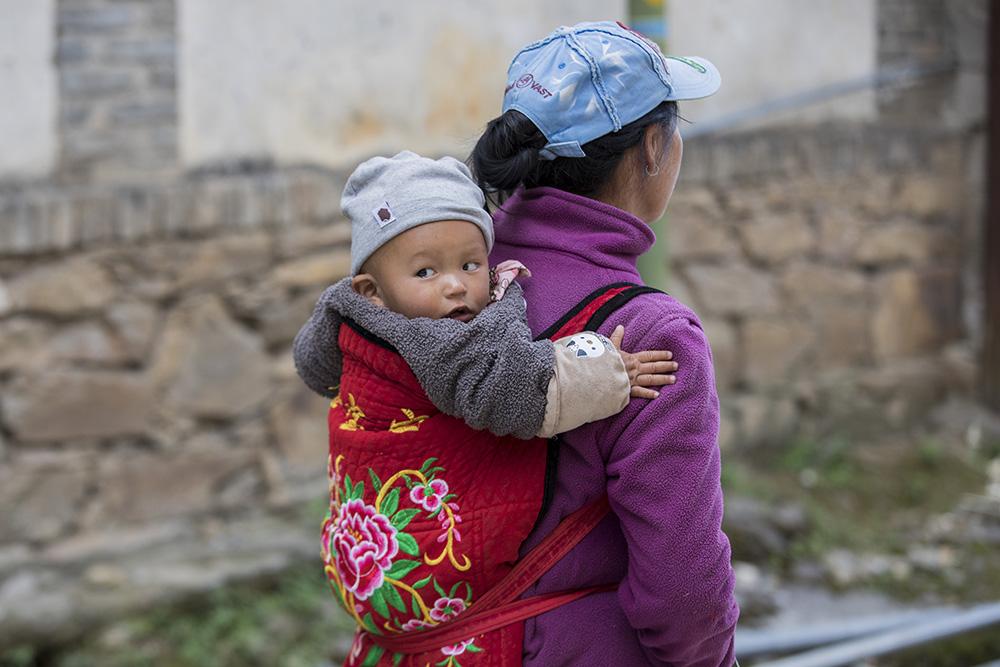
xmin=463 ymin=261 xmax=481 ymax=271
xmin=415 ymin=268 xmax=436 ymax=278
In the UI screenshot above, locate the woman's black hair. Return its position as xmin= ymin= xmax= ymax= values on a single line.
xmin=470 ymin=100 xmax=678 ymax=206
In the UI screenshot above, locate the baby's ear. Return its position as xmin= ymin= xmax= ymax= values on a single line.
xmin=351 ymin=274 xmax=383 ymax=307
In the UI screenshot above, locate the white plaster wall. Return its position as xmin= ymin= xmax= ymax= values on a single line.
xmin=667 ymin=0 xmax=877 ymax=130
xmin=179 ymin=1 xmax=623 ymax=169
xmin=0 ymin=0 xmax=57 ymax=178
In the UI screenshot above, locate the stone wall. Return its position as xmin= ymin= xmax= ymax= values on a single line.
xmin=0 ymin=167 xmax=349 ymax=645
xmin=671 ymin=123 xmax=979 ymax=448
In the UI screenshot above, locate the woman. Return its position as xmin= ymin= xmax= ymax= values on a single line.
xmin=471 ymin=21 xmax=738 ymax=666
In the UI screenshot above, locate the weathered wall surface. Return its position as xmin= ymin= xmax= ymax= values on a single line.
xmin=178 ymin=0 xmax=621 ymax=170
xmin=0 ymin=0 xmax=58 ymax=179
xmin=0 ymin=0 xmax=988 ymax=649
xmin=669 ymin=0 xmax=878 ymax=128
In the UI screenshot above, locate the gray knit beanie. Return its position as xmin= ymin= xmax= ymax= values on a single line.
xmin=342 ymin=151 xmax=495 ymax=275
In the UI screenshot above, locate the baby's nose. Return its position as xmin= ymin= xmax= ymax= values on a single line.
xmin=443 ymin=274 xmax=467 ymax=295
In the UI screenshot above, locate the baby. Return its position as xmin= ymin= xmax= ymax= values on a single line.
xmin=292 ymin=152 xmax=676 ymax=666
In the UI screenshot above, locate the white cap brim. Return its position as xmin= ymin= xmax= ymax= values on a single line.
xmin=663 ymin=56 xmax=722 ymax=101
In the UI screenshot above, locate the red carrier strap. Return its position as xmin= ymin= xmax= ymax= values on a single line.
xmin=369 ymin=282 xmax=663 ymax=656
xmin=539 ymin=282 xmax=662 ymax=342
xmin=370 ymin=496 xmax=613 ymax=654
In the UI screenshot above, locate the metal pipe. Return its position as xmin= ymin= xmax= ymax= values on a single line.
xmin=682 ymin=62 xmax=956 ymax=139
xmin=736 ymin=607 xmax=957 ymax=656
xmin=751 ymin=601 xmax=1000 ymax=667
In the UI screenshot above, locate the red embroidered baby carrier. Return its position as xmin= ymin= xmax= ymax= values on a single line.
xmin=321 ymin=283 xmax=658 ymax=667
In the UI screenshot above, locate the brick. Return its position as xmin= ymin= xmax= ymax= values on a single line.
xmin=109 ymin=100 xmax=176 ymax=125
xmin=61 ymin=69 xmax=135 ymax=97
xmin=59 ymin=102 xmax=93 ymax=128
xmin=58 ymin=6 xmax=134 ymax=33
xmin=105 ymin=39 xmax=176 ymax=64
xmin=55 ymin=38 xmax=89 ymax=65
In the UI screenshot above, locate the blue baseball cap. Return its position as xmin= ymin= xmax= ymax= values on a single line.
xmin=502 ymin=21 xmax=721 ymax=160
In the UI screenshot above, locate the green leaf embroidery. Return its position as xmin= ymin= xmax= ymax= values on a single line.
xmin=412 ymin=575 xmax=432 ymax=589
xmin=397 ymin=532 xmax=419 ymax=556
xmin=369 ymin=586 xmax=390 ymax=619
xmin=392 ymin=652 xmax=403 ymax=667
xmin=344 ymin=473 xmax=353 ymax=497
xmin=385 ymin=558 xmax=421 ymax=579
xmin=433 ymin=579 xmax=446 ymax=598
xmin=410 ymin=591 xmax=422 ymax=617
xmin=466 ymin=643 xmax=483 ymax=653
xmin=449 ymin=582 xmax=461 ymax=598
xmin=362 ymin=612 xmax=380 ymax=635
xmin=353 ymin=479 xmax=364 ymax=499
xmin=391 ymin=508 xmax=420 ymax=531
xmin=419 ymin=457 xmax=437 ymax=474
xmin=368 ymin=468 xmax=383 ymax=494
xmin=381 ymin=488 xmax=400 ymax=518
xmin=360 ymin=644 xmax=385 ymax=667
xmin=383 ymin=582 xmax=406 ymax=612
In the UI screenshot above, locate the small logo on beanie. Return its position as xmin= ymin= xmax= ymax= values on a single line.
xmin=372 ymin=202 xmax=395 ymax=228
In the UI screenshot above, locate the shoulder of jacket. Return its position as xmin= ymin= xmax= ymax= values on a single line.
xmin=609 ymin=289 xmax=705 ymax=333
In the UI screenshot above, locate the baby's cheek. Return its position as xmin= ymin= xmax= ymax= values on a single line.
xmin=471 ymin=275 xmax=492 ymax=311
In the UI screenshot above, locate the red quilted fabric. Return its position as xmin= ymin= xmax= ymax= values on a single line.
xmin=322 ymin=324 xmax=548 ymax=667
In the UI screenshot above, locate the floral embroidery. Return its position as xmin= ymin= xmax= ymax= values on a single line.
xmin=336 ymin=392 xmax=367 ymax=431
xmin=410 ymin=479 xmax=449 ymax=513
xmin=323 ymin=456 xmax=482 ymax=666
xmin=429 ymin=596 xmax=466 ymax=622
xmin=441 ymin=638 xmax=475 ymax=657
xmin=389 ymin=407 xmax=430 ymax=433
xmin=329 ymin=499 xmax=399 ymax=600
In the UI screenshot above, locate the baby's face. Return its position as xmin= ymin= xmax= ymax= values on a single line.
xmin=360 ymin=219 xmax=491 ymax=322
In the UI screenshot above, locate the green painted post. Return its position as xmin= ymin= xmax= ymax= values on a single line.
xmin=629 ymin=0 xmax=671 ymax=290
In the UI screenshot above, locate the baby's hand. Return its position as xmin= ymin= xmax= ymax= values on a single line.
xmin=609 ymin=325 xmax=678 ymax=399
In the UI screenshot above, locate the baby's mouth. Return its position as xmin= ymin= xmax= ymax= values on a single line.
xmin=446 ymin=305 xmax=474 ymax=323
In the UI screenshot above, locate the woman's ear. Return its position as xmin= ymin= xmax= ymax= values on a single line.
xmin=351 ymin=274 xmax=384 ymax=306
xmin=642 ymin=124 xmax=665 ymax=173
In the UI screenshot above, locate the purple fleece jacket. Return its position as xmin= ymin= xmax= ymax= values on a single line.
xmin=490 ymin=187 xmax=739 ymax=666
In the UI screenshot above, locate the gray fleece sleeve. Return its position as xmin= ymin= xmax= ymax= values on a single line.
xmin=291 ymin=279 xmax=555 ymax=439
xmin=292 ymin=283 xmax=345 ymax=399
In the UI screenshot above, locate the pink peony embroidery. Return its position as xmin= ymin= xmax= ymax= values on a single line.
xmin=429 ymin=596 xmax=466 ymax=622
xmin=330 ymin=498 xmax=399 ymax=601
xmin=409 ymin=478 xmax=449 ymax=512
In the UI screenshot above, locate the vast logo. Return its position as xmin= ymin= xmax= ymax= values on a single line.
xmin=504 ymin=73 xmax=553 ymax=99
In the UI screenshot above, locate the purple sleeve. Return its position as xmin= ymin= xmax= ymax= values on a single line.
xmin=602 ymin=311 xmax=738 ymax=666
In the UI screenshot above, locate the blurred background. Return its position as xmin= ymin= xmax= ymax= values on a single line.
xmin=0 ymin=0 xmax=998 ymax=665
